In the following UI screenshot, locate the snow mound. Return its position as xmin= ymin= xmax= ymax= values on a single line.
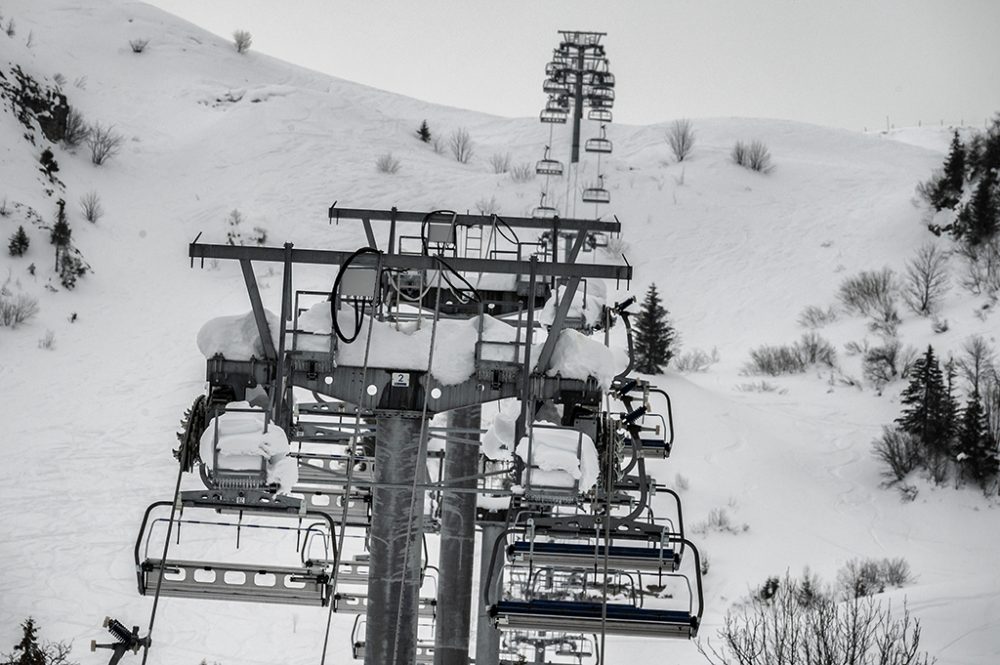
xmin=516 ymin=425 xmax=599 ymax=491
xmin=546 ymin=329 xmax=621 ymax=389
xmin=482 ymin=408 xmax=517 ymax=461
xmin=197 ymin=310 xmax=280 ymax=360
xmin=538 ymin=280 xmax=608 ymax=329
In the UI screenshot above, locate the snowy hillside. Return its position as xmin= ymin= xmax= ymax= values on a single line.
xmin=1 ymin=1 xmax=998 ymax=665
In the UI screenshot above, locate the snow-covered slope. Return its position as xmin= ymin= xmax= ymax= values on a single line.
xmin=1 ymin=1 xmax=997 ymax=664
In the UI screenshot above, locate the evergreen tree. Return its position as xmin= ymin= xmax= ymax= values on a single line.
xmin=633 ymin=283 xmax=677 ymax=374
xmin=8 ymin=225 xmax=29 ymax=256
xmin=955 ymin=391 xmax=999 ymax=487
xmin=964 ymin=171 xmax=998 ymax=246
xmin=416 ymin=119 xmax=432 ymax=143
xmin=5 ymin=617 xmax=46 ymax=665
xmin=49 ymin=199 xmax=71 ymax=270
xmin=932 ymin=131 xmax=965 ymax=211
xmin=896 ymin=345 xmax=955 ymax=462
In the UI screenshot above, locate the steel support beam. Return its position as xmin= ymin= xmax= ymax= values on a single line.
xmin=190 ymin=242 xmax=631 ymax=281
xmin=365 ymin=413 xmax=427 ymax=665
xmin=238 ymin=259 xmax=276 ymax=361
xmin=329 ymin=206 xmax=620 ymax=233
xmin=475 ymin=522 xmax=506 ymax=665
xmin=434 ymin=406 xmax=482 ymax=665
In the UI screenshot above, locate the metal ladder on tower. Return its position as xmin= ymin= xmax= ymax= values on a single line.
xmin=464 ymin=223 xmax=484 ymax=258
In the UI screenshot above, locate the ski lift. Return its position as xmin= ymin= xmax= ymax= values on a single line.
xmin=134 ymin=491 xmax=339 ymax=606
xmin=532 ymin=193 xmax=559 ymax=219
xmin=588 ymin=108 xmax=613 ymax=123
xmin=543 ymin=79 xmax=569 ymax=95
xmin=582 ymin=175 xmax=610 ymax=204
xmin=540 ymin=109 xmax=568 ymax=124
xmin=535 ymin=146 xmax=564 ymax=176
xmin=588 ymin=86 xmax=615 ymax=103
xmin=585 ymin=126 xmax=612 ymax=154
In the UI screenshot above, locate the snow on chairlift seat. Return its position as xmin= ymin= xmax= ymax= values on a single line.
xmin=490 ymin=599 xmax=699 ymax=639
xmin=198 ymin=402 xmax=298 ymax=493
xmin=516 ymin=423 xmax=600 ymax=502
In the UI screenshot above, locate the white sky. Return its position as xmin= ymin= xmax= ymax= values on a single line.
xmin=145 ymin=0 xmax=1000 ymax=131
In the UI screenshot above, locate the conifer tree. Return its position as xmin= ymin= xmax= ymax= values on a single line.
xmin=896 ymin=345 xmax=955 ymax=462
xmin=955 ymin=391 xmax=999 ymax=487
xmin=49 ymin=199 xmax=71 ymax=270
xmin=964 ymin=171 xmax=998 ymax=246
xmin=932 ymin=130 xmax=965 ymax=211
xmin=5 ymin=617 xmax=46 ymax=665
xmin=8 ymin=225 xmax=29 ymax=256
xmin=416 ymin=120 xmax=432 ymax=143
xmin=633 ymin=283 xmax=677 ymax=374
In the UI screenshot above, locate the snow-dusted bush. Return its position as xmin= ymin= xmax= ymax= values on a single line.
xmin=745 ymin=344 xmax=807 ymax=375
xmin=693 ymin=507 xmax=748 ymax=535
xmin=0 ymin=197 xmax=9 ymax=217
xmin=837 ymin=557 xmax=914 ymax=598
xmin=37 ymin=330 xmax=55 ymax=349
xmin=62 ymin=107 xmax=89 ymax=148
xmin=797 ymin=304 xmax=838 ymax=328
xmin=449 ymin=128 xmax=474 ymax=164
xmin=86 ymin=123 xmax=124 ymax=165
xmin=872 ymin=426 xmax=922 ymax=483
xmin=731 ymin=139 xmax=772 ymax=173
xmin=488 ymin=151 xmax=511 ymax=174
xmin=375 ymin=152 xmax=401 ymax=174
xmin=79 ymin=190 xmax=103 ymax=223
xmin=735 ymin=380 xmax=785 ymax=394
xmin=837 ymin=267 xmax=897 ymax=317
xmin=128 ymin=38 xmax=149 ymax=53
xmin=957 ymin=335 xmax=996 ymax=393
xmin=700 ymin=574 xmax=931 ymax=665
xmin=902 ymin=243 xmax=950 ymax=315
xmin=665 ymin=118 xmax=695 ymax=162
xmin=474 ymin=195 xmax=498 ymax=216
xmin=957 ymin=236 xmax=1000 ymax=296
xmin=509 ymin=162 xmax=534 ymax=183
xmin=797 ymin=332 xmax=837 ymax=367
xmin=867 ymin=302 xmax=901 ymax=338
xmin=862 ymin=339 xmax=903 ymax=391
xmin=232 ymin=29 xmax=252 ymax=54
xmin=673 ymin=347 xmax=719 ymax=372
xmin=0 ymin=293 xmax=39 ymax=327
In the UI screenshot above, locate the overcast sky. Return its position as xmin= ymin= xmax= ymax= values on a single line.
xmin=146 ymin=0 xmax=1000 ymax=131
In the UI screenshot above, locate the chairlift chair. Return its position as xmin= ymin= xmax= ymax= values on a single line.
xmin=588 ymin=86 xmax=615 ymax=102
xmin=540 ymin=109 xmax=568 ymax=124
xmin=543 ymin=79 xmax=569 ymax=96
xmin=535 ymin=146 xmax=564 ymax=176
xmin=588 ymin=108 xmax=613 ymax=123
xmin=582 ymin=176 xmax=611 ymax=205
xmin=584 ymin=126 xmax=613 ymax=154
xmin=532 ymin=193 xmax=560 ymax=219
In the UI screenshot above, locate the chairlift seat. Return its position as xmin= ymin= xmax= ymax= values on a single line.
xmin=582 ymin=187 xmax=610 ymax=204
xmin=540 ymin=110 xmax=568 ymax=124
xmin=588 ymin=109 xmax=613 ymax=123
xmin=490 ymin=600 xmax=698 ymax=638
xmin=334 ymin=592 xmax=437 ymax=617
xmin=535 ymin=158 xmax=564 ymax=176
xmin=507 ymin=540 xmax=679 ymax=571
xmin=139 ymin=559 xmax=332 ymax=606
xmin=584 ymin=137 xmax=612 ymax=154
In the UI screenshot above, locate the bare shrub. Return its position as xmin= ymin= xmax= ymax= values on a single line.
xmin=958 ymin=335 xmax=996 ymax=393
xmin=674 ymin=347 xmax=719 ymax=372
xmin=797 ymin=332 xmax=837 ymax=367
xmin=665 ymin=118 xmax=695 ymax=162
xmin=431 ymin=136 xmax=445 ymax=155
xmin=674 ymin=473 xmax=690 ymax=491
xmin=735 ymin=380 xmax=786 ymax=394
xmin=79 ymin=191 xmax=103 ymax=223
xmin=902 ymin=243 xmax=950 ymax=315
xmin=838 ymin=267 xmax=897 ymax=317
xmin=863 ymin=339 xmax=902 ymax=391
xmin=0 ymin=293 xmax=40 ymax=327
xmin=474 ymin=195 xmax=499 ymax=215
xmin=868 ymin=302 xmax=901 ymax=338
xmin=732 ymin=139 xmax=773 ymax=172
xmin=63 ymin=107 xmax=89 ymax=148
xmin=957 ymin=236 xmax=1000 ymax=295
xmin=86 ymin=123 xmax=124 ymax=165
xmin=837 ymin=557 xmax=914 ymax=599
xmin=4 ymin=19 xmax=14 ymax=37
xmin=232 ymin=29 xmax=252 ymax=54
xmin=129 ymin=38 xmax=149 ymax=53
xmin=699 ymin=573 xmax=932 ymax=665
xmin=375 ymin=152 xmax=401 ymax=174
xmin=744 ymin=344 xmax=807 ymax=375
xmin=449 ymin=127 xmax=474 ymax=164
xmin=0 ymin=196 xmax=9 ymax=217
xmin=602 ymin=234 xmax=629 ymax=259
xmin=692 ymin=507 xmax=748 ymax=535
xmin=797 ymin=304 xmax=837 ymax=328
xmin=873 ymin=426 xmax=922 ymax=484
xmin=37 ymin=329 xmax=55 ymax=349
xmin=488 ymin=151 xmax=511 ymax=174
xmin=509 ymin=162 xmax=534 ymax=183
